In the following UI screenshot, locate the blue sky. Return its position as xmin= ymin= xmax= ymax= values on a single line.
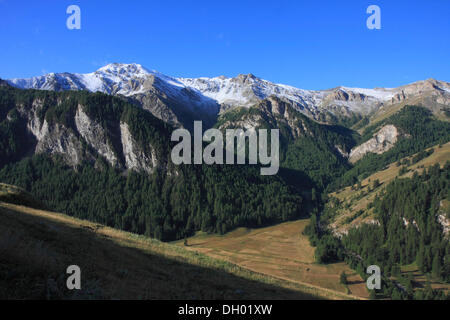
xmin=0 ymin=0 xmax=449 ymax=90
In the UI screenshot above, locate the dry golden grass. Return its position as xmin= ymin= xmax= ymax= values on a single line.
xmin=0 ymin=201 xmax=334 ymax=300
xmin=175 ymin=219 xmax=368 ymax=300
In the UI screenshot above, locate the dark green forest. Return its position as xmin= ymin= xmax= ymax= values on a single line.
xmin=343 ymin=163 xmax=450 ymax=280
xmin=0 ymin=155 xmax=303 ymax=241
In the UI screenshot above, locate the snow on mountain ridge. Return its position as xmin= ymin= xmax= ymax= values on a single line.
xmin=7 ymin=63 xmax=450 ymax=120
xmin=340 ymin=87 xmax=396 ymax=101
xmin=176 ymin=73 xmax=326 ymax=111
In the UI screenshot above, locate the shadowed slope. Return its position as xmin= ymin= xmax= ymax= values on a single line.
xmin=0 ymin=201 xmax=322 ymax=300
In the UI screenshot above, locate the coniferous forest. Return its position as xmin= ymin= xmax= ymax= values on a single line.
xmin=0 ymin=155 xmax=303 ymax=241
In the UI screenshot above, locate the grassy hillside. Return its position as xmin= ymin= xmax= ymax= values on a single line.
xmin=0 ymin=200 xmax=330 ymax=300
xmin=327 ymin=142 xmax=450 ymax=234
xmin=353 ymin=97 xmax=450 ymax=134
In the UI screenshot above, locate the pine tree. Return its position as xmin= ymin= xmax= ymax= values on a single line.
xmin=432 ymin=253 xmax=442 ymax=279
xmin=340 ymin=271 xmax=348 ymax=285
xmin=417 ymin=243 xmax=425 ymax=272
xmin=372 ymin=179 xmax=381 ymax=189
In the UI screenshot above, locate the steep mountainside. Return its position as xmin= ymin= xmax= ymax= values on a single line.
xmin=8 ymin=64 xmax=219 ymax=130
xmin=0 ymin=85 xmax=305 ymax=241
xmin=0 ymin=85 xmax=173 ymax=171
xmin=327 ymin=143 xmax=450 ymax=236
xmin=304 ymin=149 xmax=450 ymax=300
xmin=215 ymin=96 xmax=357 ymax=190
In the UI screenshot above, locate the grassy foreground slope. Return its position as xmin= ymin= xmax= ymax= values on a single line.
xmin=0 ymin=199 xmax=328 ymax=300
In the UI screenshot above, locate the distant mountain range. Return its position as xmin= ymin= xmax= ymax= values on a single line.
xmin=7 ymin=63 xmax=450 ymax=129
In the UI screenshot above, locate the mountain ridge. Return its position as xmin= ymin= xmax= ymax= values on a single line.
xmin=7 ymin=63 xmax=450 ymax=129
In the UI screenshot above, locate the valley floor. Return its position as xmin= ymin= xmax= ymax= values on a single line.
xmin=175 ymin=220 xmax=369 ymax=299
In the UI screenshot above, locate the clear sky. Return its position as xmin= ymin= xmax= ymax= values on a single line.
xmin=0 ymin=0 xmax=449 ymax=90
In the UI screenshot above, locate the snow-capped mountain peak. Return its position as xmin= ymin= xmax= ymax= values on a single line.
xmin=96 ymin=62 xmax=150 ymax=76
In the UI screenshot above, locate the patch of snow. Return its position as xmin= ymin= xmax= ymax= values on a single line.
xmin=341 ymin=87 xmax=396 ymax=101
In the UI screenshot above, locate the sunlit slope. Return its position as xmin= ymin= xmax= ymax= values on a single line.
xmin=329 ymin=142 xmax=450 ymax=234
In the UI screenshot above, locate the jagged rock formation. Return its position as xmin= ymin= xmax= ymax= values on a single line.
xmin=216 ymin=96 xmax=317 ymax=140
xmin=120 ymin=122 xmax=158 ymax=174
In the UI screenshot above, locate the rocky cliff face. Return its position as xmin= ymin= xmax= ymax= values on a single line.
xmin=120 ymin=122 xmax=158 ymax=174
xmin=14 ymin=98 xmax=85 ymax=166
xmin=75 ymin=105 xmax=119 ymax=167
xmin=4 ymin=90 xmax=165 ymax=174
xmin=348 ymin=125 xmax=401 ymax=163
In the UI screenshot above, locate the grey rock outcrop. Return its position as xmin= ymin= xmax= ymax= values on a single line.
xmin=75 ymin=105 xmax=119 ymax=167
xmin=120 ymin=122 xmax=158 ymax=174
xmin=349 ymin=125 xmax=400 ymax=163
